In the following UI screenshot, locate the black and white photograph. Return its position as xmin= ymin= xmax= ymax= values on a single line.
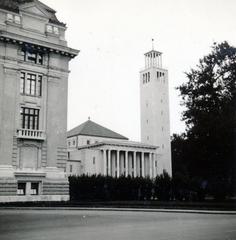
xmin=0 ymin=0 xmax=235 ymax=239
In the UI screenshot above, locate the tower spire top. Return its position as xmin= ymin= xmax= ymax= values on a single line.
xmin=152 ymin=38 xmax=154 ymax=50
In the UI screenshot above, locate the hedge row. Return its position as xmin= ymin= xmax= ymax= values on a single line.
xmin=69 ymin=171 xmax=232 ymax=202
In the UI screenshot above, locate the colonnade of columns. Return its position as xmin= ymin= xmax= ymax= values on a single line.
xmin=102 ymin=149 xmax=157 ymax=178
xmin=145 ymin=52 xmax=162 ymax=68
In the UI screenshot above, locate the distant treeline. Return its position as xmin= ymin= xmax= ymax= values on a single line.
xmin=69 ymin=172 xmax=232 ymax=202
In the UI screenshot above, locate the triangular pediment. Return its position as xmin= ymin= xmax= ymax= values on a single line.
xmin=19 ymin=1 xmax=51 ymax=18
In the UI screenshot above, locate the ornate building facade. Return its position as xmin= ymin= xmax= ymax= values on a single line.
xmin=0 ymin=0 xmax=78 ymax=202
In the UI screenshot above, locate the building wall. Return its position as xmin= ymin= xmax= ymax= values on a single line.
xmin=0 ymin=3 xmax=78 ymax=202
xmin=140 ymin=66 xmax=172 ymax=175
xmin=67 ymin=135 xmax=126 ymax=149
xmin=68 ymin=149 xmax=102 ymax=176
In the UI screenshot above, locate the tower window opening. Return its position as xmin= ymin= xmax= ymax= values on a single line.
xmin=148 ymin=72 xmax=150 ymax=82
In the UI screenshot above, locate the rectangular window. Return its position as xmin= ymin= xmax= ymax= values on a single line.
xmin=21 ymin=48 xmax=43 ymax=65
xmin=37 ymin=75 xmax=42 ymax=97
xmin=47 ymin=25 xmax=53 ymax=33
xmin=47 ymin=25 xmax=59 ymax=35
xmin=93 ymin=157 xmax=96 ymax=165
xmin=21 ymin=107 xmax=39 ymax=130
xmin=30 ymin=183 xmax=39 ymax=195
xmin=20 ymin=72 xmax=43 ymax=97
xmin=87 ymin=140 xmax=90 ymax=145
xmin=17 ymin=182 xmax=26 ymax=195
xmin=20 ymin=72 xmax=25 ymax=94
xmin=53 ymin=26 xmax=59 ymax=34
xmin=26 ymin=73 xmax=36 ymax=95
xmin=27 ymin=52 xmax=37 ymax=63
xmin=70 ymin=165 xmax=73 ymax=173
xmin=14 ymin=15 xmax=21 ymax=24
xmin=7 ymin=13 xmax=13 ymax=22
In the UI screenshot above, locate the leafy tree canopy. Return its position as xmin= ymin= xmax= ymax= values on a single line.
xmin=176 ymin=41 xmax=236 ymax=183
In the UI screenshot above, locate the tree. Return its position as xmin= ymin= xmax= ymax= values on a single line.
xmin=177 ymin=41 xmax=236 ymax=196
xmin=154 ymin=171 xmax=172 ymax=201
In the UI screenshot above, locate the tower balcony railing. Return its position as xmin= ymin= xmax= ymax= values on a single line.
xmin=16 ymin=129 xmax=46 ymax=141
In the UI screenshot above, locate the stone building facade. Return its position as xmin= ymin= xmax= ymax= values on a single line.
xmin=140 ymin=50 xmax=172 ymax=175
xmin=67 ymin=120 xmax=158 ymax=178
xmin=0 ymin=0 xmax=78 ymax=202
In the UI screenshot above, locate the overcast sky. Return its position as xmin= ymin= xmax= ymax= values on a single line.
xmin=44 ymin=0 xmax=236 ymax=141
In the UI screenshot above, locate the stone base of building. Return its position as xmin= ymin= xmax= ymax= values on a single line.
xmin=0 ymin=165 xmax=69 ymax=203
xmin=0 ymin=195 xmax=69 ymax=203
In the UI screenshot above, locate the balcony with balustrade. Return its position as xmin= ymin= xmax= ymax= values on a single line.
xmin=16 ymin=129 xmax=46 ymax=141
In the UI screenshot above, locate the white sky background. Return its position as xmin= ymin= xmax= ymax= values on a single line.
xmin=44 ymin=0 xmax=236 ymax=141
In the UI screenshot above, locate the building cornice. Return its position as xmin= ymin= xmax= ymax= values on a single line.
xmin=77 ymin=141 xmax=158 ymax=151
xmin=0 ymin=30 xmax=79 ymax=58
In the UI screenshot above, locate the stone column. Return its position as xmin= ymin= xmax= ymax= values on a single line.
xmin=125 ymin=151 xmax=128 ymax=177
xmin=103 ymin=149 xmax=107 ymax=176
xmin=116 ymin=150 xmax=120 ymax=177
xmin=108 ymin=149 xmax=111 ymax=176
xmin=141 ymin=152 xmax=145 ymax=177
xmin=153 ymin=154 xmax=156 ymax=178
xmin=133 ymin=151 xmax=137 ymax=177
xmin=149 ymin=152 xmax=152 ymax=178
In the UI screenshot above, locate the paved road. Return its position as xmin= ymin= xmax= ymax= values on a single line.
xmin=0 ymin=209 xmax=235 ymax=240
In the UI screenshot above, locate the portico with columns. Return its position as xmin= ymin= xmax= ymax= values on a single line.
xmin=67 ymin=119 xmax=159 ymax=178
xmin=68 ymin=141 xmax=158 ymax=178
xmin=102 ymin=143 xmax=157 ymax=178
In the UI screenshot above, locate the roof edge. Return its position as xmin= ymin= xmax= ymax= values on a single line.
xmin=67 ymin=133 xmax=129 ymax=140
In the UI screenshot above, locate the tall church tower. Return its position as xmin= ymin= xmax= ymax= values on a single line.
xmin=140 ymin=48 xmax=172 ymax=176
